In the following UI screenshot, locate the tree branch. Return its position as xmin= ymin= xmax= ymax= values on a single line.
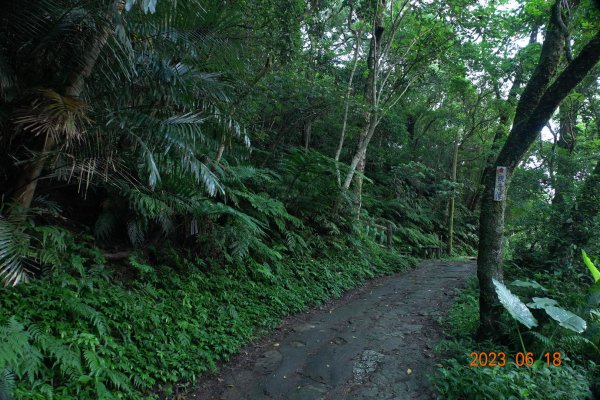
xmin=498 ymin=30 xmax=600 ymax=170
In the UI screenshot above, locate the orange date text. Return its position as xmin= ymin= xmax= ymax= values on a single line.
xmin=468 ymin=352 xmax=562 ymax=367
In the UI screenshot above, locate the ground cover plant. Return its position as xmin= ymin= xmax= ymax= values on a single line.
xmin=0 ymin=0 xmax=599 ymax=398
xmin=0 ymin=237 xmax=413 ymax=399
xmin=435 ymin=252 xmax=600 ymax=398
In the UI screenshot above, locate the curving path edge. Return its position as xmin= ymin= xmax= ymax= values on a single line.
xmin=189 ymin=260 xmax=475 ymax=400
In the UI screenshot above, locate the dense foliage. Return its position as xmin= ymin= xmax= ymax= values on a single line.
xmin=0 ymin=236 xmax=411 ymax=399
xmin=0 ymin=0 xmax=598 ymax=398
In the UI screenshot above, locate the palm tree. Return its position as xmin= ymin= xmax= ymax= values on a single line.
xmin=0 ymin=0 xmax=248 ymax=284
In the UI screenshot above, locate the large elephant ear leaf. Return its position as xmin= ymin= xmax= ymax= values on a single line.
xmin=582 ymin=250 xmax=600 ymax=283
xmin=544 ymin=306 xmax=587 ymax=333
xmin=526 ymin=297 xmax=558 ymax=309
xmin=510 ymin=279 xmax=547 ymax=291
xmin=493 ymin=279 xmax=538 ymax=329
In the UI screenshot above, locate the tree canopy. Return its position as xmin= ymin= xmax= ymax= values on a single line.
xmin=0 ymin=0 xmax=599 ymax=398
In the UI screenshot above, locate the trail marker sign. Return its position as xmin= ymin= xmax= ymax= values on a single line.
xmin=494 ymin=166 xmax=507 ymax=201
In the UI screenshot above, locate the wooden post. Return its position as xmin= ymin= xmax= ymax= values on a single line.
xmin=386 ymin=222 xmax=393 ymax=249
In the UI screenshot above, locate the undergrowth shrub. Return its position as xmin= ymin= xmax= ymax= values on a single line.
xmin=435 ymin=273 xmax=597 ymax=399
xmin=0 ymin=241 xmax=414 ymax=399
xmin=436 ymin=357 xmax=593 ymax=400
xmin=443 ymin=278 xmax=479 ymax=339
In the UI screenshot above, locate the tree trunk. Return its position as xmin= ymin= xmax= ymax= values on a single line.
xmin=12 ymin=14 xmax=113 ymax=210
xmin=335 ymin=5 xmax=362 ymax=186
xmin=552 ymin=100 xmax=579 ymax=205
xmin=354 ymin=151 xmax=366 ymax=218
xmin=477 ymin=167 xmax=509 ymax=336
xmin=342 ymin=1 xmax=384 ymax=193
xmin=304 ymin=119 xmax=312 ymax=150
xmin=447 ymin=130 xmax=460 ymax=255
xmin=12 ymin=136 xmax=57 ymax=210
xmin=343 ymin=114 xmax=378 ymax=190
xmin=477 ymin=0 xmax=600 ymax=337
xmin=545 ymin=101 xmax=580 ymax=264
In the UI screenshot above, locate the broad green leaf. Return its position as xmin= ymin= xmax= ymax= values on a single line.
xmin=591 ymin=282 xmax=600 ymax=294
xmin=526 ymin=297 xmax=558 ymax=309
xmin=511 ymin=279 xmax=547 ymax=291
xmin=493 ymin=279 xmax=538 ymax=329
xmin=544 ymin=306 xmax=587 ymax=333
xmin=582 ymin=250 xmax=600 ymax=283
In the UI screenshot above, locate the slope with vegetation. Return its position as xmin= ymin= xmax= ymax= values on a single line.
xmin=0 ymin=0 xmax=598 ymax=398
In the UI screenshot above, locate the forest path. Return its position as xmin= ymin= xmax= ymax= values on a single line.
xmin=189 ymin=260 xmax=475 ymax=400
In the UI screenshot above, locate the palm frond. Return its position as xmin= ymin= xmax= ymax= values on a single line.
xmin=13 ymin=89 xmax=90 ymax=146
xmin=0 ymin=217 xmax=37 ymax=286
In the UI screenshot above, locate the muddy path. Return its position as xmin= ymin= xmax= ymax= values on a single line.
xmin=189 ymin=260 xmax=475 ymax=400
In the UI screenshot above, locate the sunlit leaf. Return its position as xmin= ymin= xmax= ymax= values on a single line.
xmin=582 ymin=250 xmax=600 ymax=283
xmin=526 ymin=297 xmax=558 ymax=309
xmin=544 ymin=306 xmax=587 ymax=333
xmin=493 ymin=279 xmax=538 ymax=329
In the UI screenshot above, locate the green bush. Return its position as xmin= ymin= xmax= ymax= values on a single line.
xmin=444 ymin=278 xmax=479 ymax=339
xmin=435 ymin=358 xmax=593 ymax=400
xmin=0 ymin=244 xmax=414 ymax=399
xmin=435 ymin=273 xmax=597 ymax=400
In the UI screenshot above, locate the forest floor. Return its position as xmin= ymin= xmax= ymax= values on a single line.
xmin=188 ymin=260 xmax=475 ymax=400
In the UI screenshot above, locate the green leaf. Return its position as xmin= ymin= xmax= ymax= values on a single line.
xmin=591 ymin=281 xmax=600 ymax=294
xmin=510 ymin=279 xmax=547 ymax=291
xmin=526 ymin=297 xmax=558 ymax=309
xmin=582 ymin=250 xmax=600 ymax=283
xmin=544 ymin=306 xmax=587 ymax=333
xmin=493 ymin=279 xmax=538 ymax=329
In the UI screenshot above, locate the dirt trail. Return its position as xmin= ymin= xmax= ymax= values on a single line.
xmin=190 ymin=260 xmax=475 ymax=400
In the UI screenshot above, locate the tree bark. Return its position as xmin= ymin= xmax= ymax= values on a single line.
xmin=447 ymin=130 xmax=460 ymax=255
xmin=552 ymin=99 xmax=579 ymax=205
xmin=12 ymin=12 xmax=113 ymax=210
xmin=342 ymin=0 xmax=384 ymax=194
xmin=477 ymin=1 xmax=600 ymax=337
xmin=343 ymin=114 xmax=378 ymax=190
xmin=543 ymin=101 xmax=580 ymax=264
xmin=304 ymin=119 xmax=312 ymax=150
xmin=335 ymin=3 xmax=362 ymax=186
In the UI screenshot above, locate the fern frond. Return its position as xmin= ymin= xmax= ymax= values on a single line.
xmin=558 ymin=335 xmax=598 ymax=353
xmin=528 ymin=331 xmax=554 ymax=348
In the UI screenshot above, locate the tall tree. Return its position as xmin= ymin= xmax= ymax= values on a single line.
xmin=477 ymin=0 xmax=600 ymax=336
xmin=335 ymin=0 xmax=363 ymax=186
xmin=341 ymin=0 xmax=448 ymax=215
